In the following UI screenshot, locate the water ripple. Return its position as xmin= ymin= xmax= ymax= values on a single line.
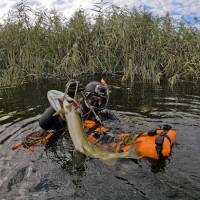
xmin=0 ymin=82 xmax=200 ymax=200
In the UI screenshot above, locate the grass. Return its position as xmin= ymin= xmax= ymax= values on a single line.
xmin=0 ymin=1 xmax=200 ymax=87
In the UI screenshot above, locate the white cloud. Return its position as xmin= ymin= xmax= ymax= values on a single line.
xmin=137 ymin=0 xmax=200 ymax=17
xmin=0 ymin=0 xmax=200 ymax=24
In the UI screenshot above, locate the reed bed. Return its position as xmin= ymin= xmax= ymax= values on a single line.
xmin=0 ymin=2 xmax=200 ymax=87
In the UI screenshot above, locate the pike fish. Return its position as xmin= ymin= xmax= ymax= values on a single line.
xmin=62 ymin=95 xmax=141 ymax=160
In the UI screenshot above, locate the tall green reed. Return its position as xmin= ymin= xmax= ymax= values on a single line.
xmin=0 ymin=1 xmax=200 ymax=87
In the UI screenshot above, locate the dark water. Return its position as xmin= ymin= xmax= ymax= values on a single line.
xmin=0 ymin=79 xmax=200 ymax=200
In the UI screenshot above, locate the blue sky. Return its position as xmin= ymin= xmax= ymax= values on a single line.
xmin=0 ymin=0 xmax=199 ymax=27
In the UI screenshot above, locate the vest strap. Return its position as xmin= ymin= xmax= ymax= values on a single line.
xmin=155 ymin=128 xmax=172 ymax=158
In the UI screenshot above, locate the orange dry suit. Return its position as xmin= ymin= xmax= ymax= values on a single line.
xmin=82 ymin=119 xmax=136 ymax=153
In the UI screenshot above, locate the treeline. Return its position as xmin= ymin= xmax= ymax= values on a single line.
xmin=0 ymin=2 xmax=200 ymax=86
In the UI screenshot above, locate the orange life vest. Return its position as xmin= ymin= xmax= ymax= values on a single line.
xmin=83 ymin=120 xmax=176 ymax=159
xmin=134 ymin=128 xmax=176 ymax=160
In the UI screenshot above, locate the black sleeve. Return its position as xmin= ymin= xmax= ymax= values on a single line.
xmin=39 ymin=105 xmax=66 ymax=131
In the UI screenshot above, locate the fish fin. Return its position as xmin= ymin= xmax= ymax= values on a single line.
xmin=53 ymin=108 xmax=65 ymax=116
xmin=101 ymin=158 xmax=118 ymax=166
xmin=125 ymin=146 xmax=142 ymax=159
xmin=53 ymin=109 xmax=65 ymax=120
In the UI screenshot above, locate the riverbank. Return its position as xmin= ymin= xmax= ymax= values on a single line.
xmin=0 ymin=2 xmax=200 ymax=87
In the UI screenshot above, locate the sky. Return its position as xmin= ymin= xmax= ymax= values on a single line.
xmin=0 ymin=0 xmax=199 ymax=26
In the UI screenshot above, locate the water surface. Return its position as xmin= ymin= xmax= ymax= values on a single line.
xmin=0 ymin=79 xmax=200 ymax=200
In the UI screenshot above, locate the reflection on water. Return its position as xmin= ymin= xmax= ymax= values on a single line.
xmin=148 ymin=157 xmax=168 ymax=173
xmin=45 ymin=134 xmax=87 ymax=177
xmin=0 ymin=80 xmax=200 ymax=199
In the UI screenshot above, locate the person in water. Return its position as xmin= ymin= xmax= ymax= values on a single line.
xmin=12 ymin=79 xmax=176 ymax=160
xmin=39 ymin=79 xmax=123 ymax=148
xmin=12 ymin=79 xmax=128 ymax=152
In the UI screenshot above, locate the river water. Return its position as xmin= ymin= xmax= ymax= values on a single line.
xmin=0 ymin=79 xmax=200 ymax=200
